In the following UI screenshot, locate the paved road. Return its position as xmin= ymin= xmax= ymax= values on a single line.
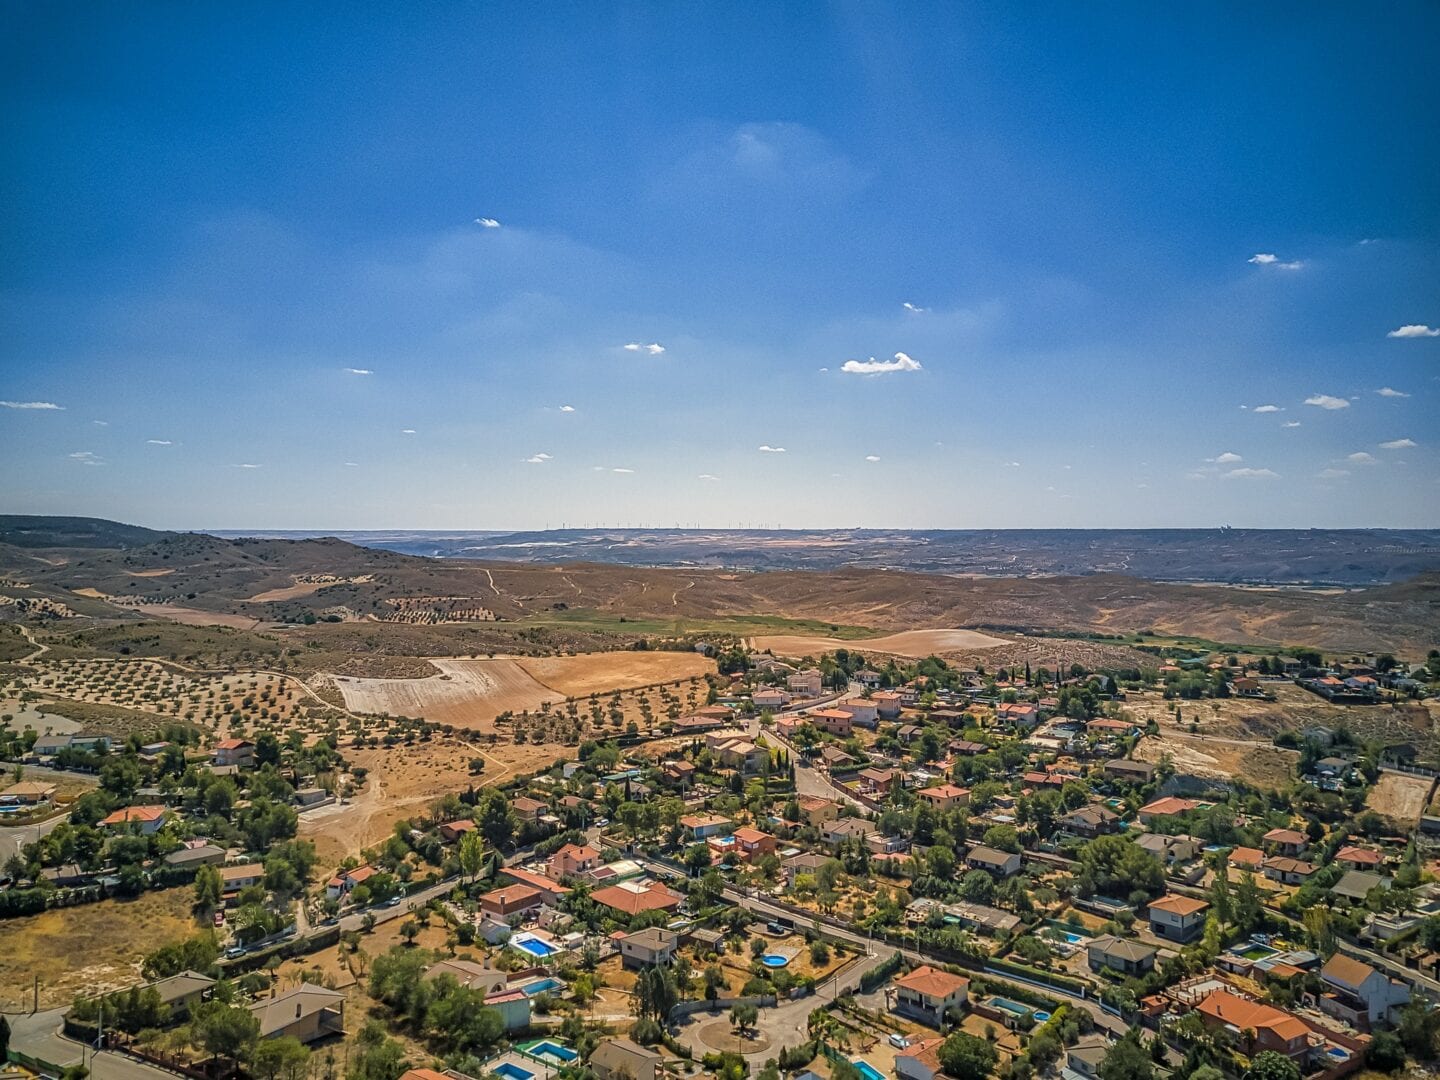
xmin=5 ymin=1007 xmax=177 ymax=1080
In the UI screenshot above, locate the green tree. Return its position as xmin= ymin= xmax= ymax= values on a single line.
xmin=193 ymin=865 xmax=222 ymax=911
xmin=1242 ymin=1051 xmax=1300 ymax=1080
xmin=192 ymin=1002 xmax=260 ymax=1068
xmin=1097 ymin=1030 xmax=1153 ymax=1080
xmin=937 ymin=1031 xmax=998 ymax=1080
xmin=347 ymin=1021 xmax=408 ymax=1080
xmin=458 ymin=830 xmax=486 ymax=882
xmin=730 ymin=1003 xmax=759 ymax=1034
xmin=250 ymin=1036 xmax=310 ymax=1080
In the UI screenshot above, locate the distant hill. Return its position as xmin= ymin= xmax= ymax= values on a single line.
xmin=0 ymin=515 xmax=174 ymax=550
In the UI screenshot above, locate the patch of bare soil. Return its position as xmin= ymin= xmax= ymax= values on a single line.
xmin=516 ymin=651 xmax=715 ymax=697
xmin=1366 ymin=772 xmax=1436 ymax=826
xmin=753 ymin=628 xmax=1011 ymax=658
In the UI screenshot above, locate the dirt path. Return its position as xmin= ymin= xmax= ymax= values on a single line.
xmin=672 ymin=579 xmax=695 ymax=607
xmin=15 ymin=624 xmax=48 ymax=663
xmin=482 ymin=568 xmax=500 ymax=597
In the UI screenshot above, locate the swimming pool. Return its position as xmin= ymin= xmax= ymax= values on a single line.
xmin=1033 ymin=1011 xmax=1051 ymax=1023
xmin=522 ymin=977 xmax=563 ymax=996
xmin=494 ymin=1065 xmax=534 ymax=1080
xmin=761 ymin=954 xmax=790 ymax=968
xmin=512 ymin=933 xmax=558 ymax=958
xmin=526 ymin=1041 xmax=578 ymax=1064
xmin=988 ymin=997 xmax=1033 ymax=1018
xmin=853 ymin=1061 xmax=885 ymax=1080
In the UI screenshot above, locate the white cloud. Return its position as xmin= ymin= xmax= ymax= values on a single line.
xmin=840 ymin=351 xmax=923 ymax=375
xmin=1375 ymin=387 xmax=1410 ymax=398
xmin=698 ymin=473 xmax=720 ymax=481
xmin=1387 ymin=324 xmax=1439 ymax=338
xmin=1224 ymin=467 xmax=1279 ymax=479
xmin=623 ymin=342 xmax=665 ymax=355
xmin=1211 ymin=452 xmax=1243 ymax=464
xmin=1252 ymin=404 xmax=1281 ymax=413
xmin=1249 ymin=253 xmax=1303 ymax=270
xmin=757 ymin=445 xmax=786 ymax=453
xmin=344 ymin=462 xmax=360 ymax=467
xmin=525 ymin=453 xmax=552 ymax=464
xmin=1282 ymin=421 xmax=1301 ymax=428
xmin=146 ymin=439 xmax=173 ymax=445
xmin=343 ymin=367 xmax=373 ymax=375
xmin=231 ymin=463 xmax=262 ymax=469
xmin=474 ymin=218 xmax=501 ymax=228
xmin=558 ymin=405 xmax=576 ymax=412
xmin=864 ymin=455 xmax=880 ymax=462
xmin=902 ymin=302 xmax=926 ymax=313
xmin=0 ymin=400 xmax=64 ymax=410
xmin=92 ymin=419 xmax=108 ymax=426
xmin=611 ymin=467 xmax=635 ymax=474
xmin=1318 ymin=468 xmax=1350 ymax=479
xmin=1379 ymin=438 xmax=1417 ymax=450
xmin=401 ymin=429 xmax=416 ymax=434
xmin=68 ymin=451 xmax=104 ymax=467
xmin=1304 ymin=394 xmax=1350 ymax=410
xmin=1347 ymin=452 xmax=1378 ymax=464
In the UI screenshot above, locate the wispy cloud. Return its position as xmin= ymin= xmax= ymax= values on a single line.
xmin=343 ymin=367 xmax=373 ymax=375
xmin=1005 ymin=461 xmax=1021 ymax=468
xmin=623 ymin=342 xmax=665 ymax=355
xmin=1318 ymin=468 xmax=1350 ymax=479
xmin=1209 ymin=452 xmax=1243 ymax=464
xmin=558 ymin=405 xmax=576 ymax=412
xmin=1282 ymin=421 xmax=1301 ymax=428
xmin=401 ymin=429 xmax=416 ymax=435
xmin=902 ymin=302 xmax=926 ymax=314
xmin=1347 ymin=452 xmax=1378 ymax=464
xmin=231 ymin=463 xmax=262 ymax=469
xmin=92 ymin=419 xmax=108 ymax=426
xmin=474 ymin=218 xmax=501 ymax=228
xmin=1387 ymin=324 xmax=1439 ymax=338
xmin=1379 ymin=438 xmax=1416 ymax=450
xmin=525 ymin=453 xmax=552 ymax=464
xmin=344 ymin=462 xmax=360 ymax=467
xmin=1304 ymin=394 xmax=1350 ymax=410
xmin=68 ymin=451 xmax=105 ymax=466
xmin=1252 ymin=404 xmax=1281 ymax=413
xmin=1224 ymin=467 xmax=1279 ymax=479
xmin=840 ymin=351 xmax=923 ymax=375
xmin=757 ymin=445 xmax=787 ymax=453
xmin=146 ymin=439 xmax=173 ymax=445
xmin=864 ymin=455 xmax=881 ymax=462
xmin=1375 ymin=387 xmax=1410 ymax=398
xmin=611 ymin=467 xmax=635 ymax=474
xmin=1248 ymin=253 xmax=1304 ymax=270
xmin=698 ymin=474 xmax=720 ymax=481
xmin=0 ymin=400 xmax=64 ymax=410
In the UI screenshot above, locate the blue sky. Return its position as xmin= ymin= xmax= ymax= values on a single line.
xmin=2 ymin=3 xmax=1437 ymax=530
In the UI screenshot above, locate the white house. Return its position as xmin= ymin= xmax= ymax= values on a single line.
xmin=1319 ymin=954 xmax=1410 ymax=1028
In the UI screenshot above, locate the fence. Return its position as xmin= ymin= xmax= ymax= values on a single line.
xmin=670 ymin=994 xmax=777 ymax=1021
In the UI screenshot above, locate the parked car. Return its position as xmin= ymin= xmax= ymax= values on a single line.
xmin=213 ymin=910 xmax=225 ymax=926
xmin=385 ymin=895 xmax=404 ymax=908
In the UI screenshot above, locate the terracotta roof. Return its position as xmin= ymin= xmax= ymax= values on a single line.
xmin=555 ymin=843 xmax=600 ymax=861
xmin=1195 ymin=989 xmax=1310 ymax=1043
xmin=402 ymin=1069 xmax=453 ymax=1080
xmin=214 ymin=738 xmax=251 ymax=750
xmin=481 ymin=884 xmax=543 ymax=907
xmin=918 ymin=784 xmax=970 ymax=799
xmin=894 ymin=964 xmax=969 ymax=997
xmin=1148 ymin=894 xmax=1209 ymax=917
xmin=1228 ymin=846 xmax=1265 ymax=869
xmin=1263 ymin=828 xmax=1307 ymax=845
xmin=1138 ymin=797 xmax=1198 ymax=817
xmin=100 ymin=805 xmax=167 ymax=825
xmin=1336 ymin=845 xmax=1382 ymax=865
xmin=732 ymin=827 xmax=772 ymax=843
xmin=591 ymin=881 xmax=683 ymax=915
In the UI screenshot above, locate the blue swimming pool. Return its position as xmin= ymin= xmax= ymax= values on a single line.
xmin=1033 ymin=1011 xmax=1051 ymax=1023
xmin=522 ymin=977 xmax=562 ymax=996
xmin=495 ymin=1065 xmax=534 ymax=1080
xmin=989 ymin=997 xmax=1033 ymax=1017
xmin=512 ymin=934 xmax=558 ymax=958
xmin=527 ymin=1041 xmax=578 ymax=1064
xmin=761 ymin=954 xmax=790 ymax=968
xmin=853 ymin=1061 xmax=885 ymax=1080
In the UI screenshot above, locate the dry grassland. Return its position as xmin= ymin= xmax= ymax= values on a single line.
xmin=1365 ymin=771 xmax=1435 ymax=826
xmin=751 ymin=628 xmax=1011 ymax=658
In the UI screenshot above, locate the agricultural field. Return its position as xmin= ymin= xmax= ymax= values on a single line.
xmin=751 ymin=627 xmax=1012 ymax=658
xmin=0 ymin=888 xmax=197 ymax=1009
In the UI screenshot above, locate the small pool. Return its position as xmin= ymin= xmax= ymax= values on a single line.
xmin=495 ymin=1066 xmax=534 ymax=1080
xmin=522 ymin=977 xmax=563 ymax=996
xmin=1239 ymin=945 xmax=1277 ymax=961
xmin=761 ymin=954 xmax=790 ymax=968
xmin=1326 ymin=1047 xmax=1349 ymax=1060
xmin=1033 ymin=1011 xmax=1051 ymax=1022
xmin=988 ymin=997 xmax=1033 ymax=1018
xmin=527 ymin=1041 xmax=578 ymax=1064
xmin=512 ymin=934 xmax=558 ymax=958
xmin=853 ymin=1061 xmax=885 ymax=1080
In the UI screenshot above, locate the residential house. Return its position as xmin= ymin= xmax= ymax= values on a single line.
xmin=249 ymin=984 xmax=344 ymax=1044
xmin=616 ymin=927 xmax=679 ymax=969
xmin=1263 ymin=828 xmax=1308 ymax=857
xmin=872 ymin=691 xmax=903 ymax=719
xmin=591 ymin=880 xmax=683 ymax=917
xmin=824 ymin=817 xmax=879 ymax=847
xmin=784 ymin=852 xmax=833 ymax=886
xmin=787 ymin=670 xmax=824 ymax=697
xmin=326 ymin=864 xmax=380 ymax=900
xmin=512 ymin=797 xmax=547 ymax=824
xmin=1059 ymin=804 xmax=1120 ymax=838
xmin=1335 ymin=845 xmax=1384 ymax=871
xmin=482 ymin=988 xmax=531 ymax=1030
xmin=1087 ymin=935 xmax=1157 ymax=976
xmin=439 ymin=819 xmax=477 ymax=843
xmin=146 ymin=971 xmax=216 ymax=1020
xmin=752 ymin=687 xmax=790 ymax=709
xmin=1135 ymin=833 xmax=1202 ymax=865
xmin=714 ymin=739 xmax=769 ymax=776
xmin=797 ymin=795 xmax=840 ymax=826
xmin=994 ymin=702 xmax=1040 ymax=731
xmin=1332 ymin=870 xmax=1390 ymax=903
xmin=679 ymin=813 xmax=732 ymax=840
xmin=1136 ymin=797 xmax=1200 ymax=824
xmin=0 ymin=781 xmax=57 ymax=804
xmin=1103 ymin=760 xmax=1156 ymax=784
xmin=892 ymin=965 xmax=970 ymax=1027
xmin=164 ymin=843 xmax=226 ymax=869
xmin=1065 ymin=1037 xmax=1111 ymax=1080
xmin=1228 ymin=846 xmax=1266 ymax=873
xmin=916 ymin=784 xmax=970 ymax=811
xmin=1087 ymin=718 xmax=1133 ymax=737
xmin=838 ymin=700 xmax=879 ymax=727
xmin=819 ymin=746 xmax=856 ymax=769
xmin=856 ymin=767 xmax=902 ymax=795
xmin=590 ymin=1039 xmax=663 ymax=1080
xmin=548 ymin=843 xmax=600 ymax=880
xmin=218 ymin=863 xmax=265 ymax=898
xmin=213 ymin=739 xmax=255 ymax=768
xmin=661 ymin=760 xmax=697 ymax=785
xmin=808 ymin=708 xmax=854 ymax=736
xmin=1263 ymin=856 xmax=1317 ymax=886
xmin=1147 ymin=895 xmax=1209 ymax=943
xmin=964 ymin=846 xmax=1022 ymax=877
xmin=99 ymin=805 xmax=168 ymax=834
xmin=424 ymin=958 xmax=507 ymax=994
xmin=894 ymin=1037 xmax=945 ymax=1080
xmin=479 ymin=884 xmax=544 ymax=919
xmin=731 ymin=826 xmax=777 ymax=862
xmin=1195 ymin=991 xmax=1311 ymax=1061
xmin=1319 ymin=954 xmax=1410 ymax=1028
